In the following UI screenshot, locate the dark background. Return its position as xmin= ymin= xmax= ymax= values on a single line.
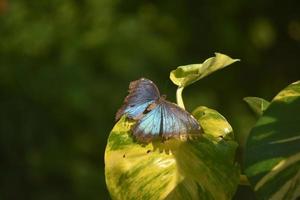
xmin=0 ymin=0 xmax=299 ymax=199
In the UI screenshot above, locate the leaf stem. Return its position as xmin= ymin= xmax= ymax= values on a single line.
xmin=176 ymin=87 xmax=185 ymax=110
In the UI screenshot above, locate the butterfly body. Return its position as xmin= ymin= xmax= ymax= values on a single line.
xmin=116 ymin=78 xmax=202 ymax=143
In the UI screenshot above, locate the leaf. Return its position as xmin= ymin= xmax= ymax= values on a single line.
xmin=169 ymin=53 xmax=240 ymax=87
xmin=244 ymin=80 xmax=300 ymax=200
xmin=244 ymin=97 xmax=270 ymax=116
xmin=192 ymin=106 xmax=234 ymax=140
xmin=105 ymin=107 xmax=239 ymax=200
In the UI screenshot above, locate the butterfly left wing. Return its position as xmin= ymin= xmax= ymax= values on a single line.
xmin=132 ymin=103 xmax=162 ymax=143
xmin=133 ymin=100 xmax=202 ymax=143
xmin=115 ymin=78 xmax=160 ymax=121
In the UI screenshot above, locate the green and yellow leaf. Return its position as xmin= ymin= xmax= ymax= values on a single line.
xmin=105 ymin=107 xmax=239 ymax=200
xmin=244 ymin=80 xmax=300 ymax=200
xmin=169 ymin=53 xmax=240 ymax=88
xmin=192 ymin=106 xmax=234 ymax=140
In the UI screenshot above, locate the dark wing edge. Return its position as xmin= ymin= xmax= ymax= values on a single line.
xmin=115 ymin=78 xmax=160 ymax=121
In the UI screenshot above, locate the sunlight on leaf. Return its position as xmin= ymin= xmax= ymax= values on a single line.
xmin=169 ymin=53 xmax=240 ymax=88
xmin=192 ymin=106 xmax=234 ymax=140
xmin=244 ymin=97 xmax=270 ymax=116
xmin=105 ymin=107 xmax=239 ymax=200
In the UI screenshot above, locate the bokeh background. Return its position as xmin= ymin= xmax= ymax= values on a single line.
xmin=0 ymin=0 xmax=299 ymax=199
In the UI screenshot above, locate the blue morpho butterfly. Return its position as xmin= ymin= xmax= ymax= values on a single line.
xmin=115 ymin=78 xmax=202 ymax=143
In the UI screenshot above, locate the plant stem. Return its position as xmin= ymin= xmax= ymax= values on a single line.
xmin=176 ymin=87 xmax=185 ymax=110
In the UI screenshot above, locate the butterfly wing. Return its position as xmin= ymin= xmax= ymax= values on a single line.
xmin=132 ymin=103 xmax=162 ymax=143
xmin=160 ymin=101 xmax=201 ymax=140
xmin=133 ymin=100 xmax=202 ymax=143
xmin=115 ymin=78 xmax=160 ymax=121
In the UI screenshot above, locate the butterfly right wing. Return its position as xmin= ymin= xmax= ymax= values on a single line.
xmin=160 ymin=101 xmax=202 ymax=140
xmin=115 ymin=78 xmax=160 ymax=121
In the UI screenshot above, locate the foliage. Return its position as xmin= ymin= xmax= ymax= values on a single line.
xmin=106 ymin=53 xmax=300 ymax=199
xmin=244 ymin=81 xmax=300 ymax=199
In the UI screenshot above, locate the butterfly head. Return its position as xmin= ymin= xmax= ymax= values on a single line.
xmin=159 ymin=94 xmax=167 ymax=101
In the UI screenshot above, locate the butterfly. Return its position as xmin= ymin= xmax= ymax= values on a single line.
xmin=115 ymin=78 xmax=202 ymax=143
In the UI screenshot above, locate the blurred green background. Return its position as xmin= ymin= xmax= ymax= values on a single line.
xmin=0 ymin=0 xmax=299 ymax=199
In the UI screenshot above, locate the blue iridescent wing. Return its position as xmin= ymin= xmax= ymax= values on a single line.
xmin=133 ymin=100 xmax=202 ymax=143
xmin=132 ymin=103 xmax=162 ymax=142
xmin=115 ymin=78 xmax=160 ymax=121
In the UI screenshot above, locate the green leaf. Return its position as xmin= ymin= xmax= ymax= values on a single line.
xmin=105 ymin=107 xmax=239 ymax=200
xmin=169 ymin=53 xmax=240 ymax=88
xmin=244 ymin=81 xmax=300 ymax=200
xmin=244 ymin=97 xmax=270 ymax=116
